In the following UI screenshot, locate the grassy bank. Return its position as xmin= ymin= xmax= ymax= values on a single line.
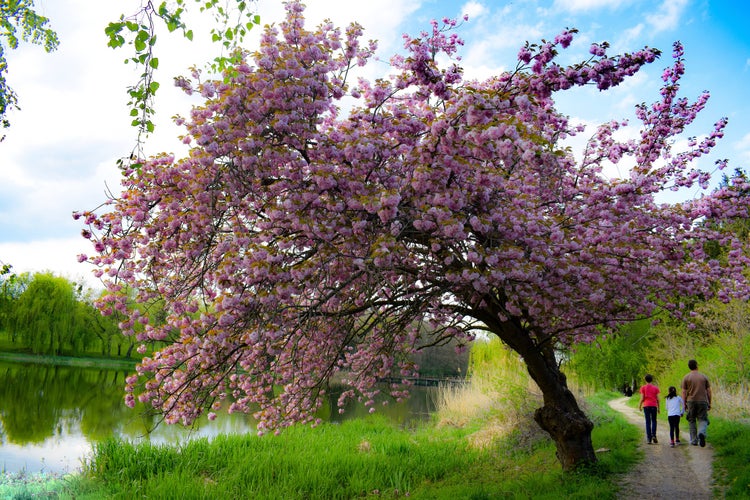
xmin=708 ymin=418 xmax=750 ymax=497
xmin=0 ymin=351 xmax=137 ymax=370
xmin=16 ymin=391 xmax=636 ymax=499
xmin=12 ymin=403 xmax=750 ymax=499
xmin=0 ymin=328 xmax=148 ymax=370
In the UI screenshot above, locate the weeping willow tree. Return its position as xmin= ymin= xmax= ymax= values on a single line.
xmin=567 ymin=319 xmax=654 ymax=393
xmin=12 ymin=273 xmax=77 ymax=355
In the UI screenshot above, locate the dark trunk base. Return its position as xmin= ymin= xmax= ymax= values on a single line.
xmin=534 ymin=401 xmax=596 ymax=471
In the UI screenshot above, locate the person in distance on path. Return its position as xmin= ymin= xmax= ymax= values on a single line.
xmin=665 ymin=386 xmax=684 ymax=447
xmin=681 ymin=359 xmax=712 ymax=447
xmin=638 ymin=374 xmax=660 ymax=444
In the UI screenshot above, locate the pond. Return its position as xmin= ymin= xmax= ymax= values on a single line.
xmin=0 ymin=361 xmax=441 ymax=474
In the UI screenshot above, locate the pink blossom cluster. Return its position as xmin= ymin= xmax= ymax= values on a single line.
xmin=78 ymin=1 xmax=750 ymax=431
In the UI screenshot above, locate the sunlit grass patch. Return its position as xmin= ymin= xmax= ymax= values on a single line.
xmin=708 ymin=417 xmax=750 ymax=498
xmin=433 ymin=337 xmax=542 ymax=450
xmin=712 ymin=383 xmax=750 ymax=421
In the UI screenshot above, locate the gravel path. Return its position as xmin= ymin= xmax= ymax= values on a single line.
xmin=609 ymin=397 xmax=716 ymax=499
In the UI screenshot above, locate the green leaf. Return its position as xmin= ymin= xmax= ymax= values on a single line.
xmin=149 ymin=57 xmax=159 ymax=69
xmin=134 ymin=29 xmax=149 ymax=52
xmin=107 ymin=35 xmax=126 ymax=49
xmin=149 ymin=81 xmax=160 ymax=93
xmin=129 ymin=108 xmax=139 ymax=117
xmin=185 ymin=30 xmax=194 ymax=41
xmin=104 ymin=22 xmax=124 ymax=37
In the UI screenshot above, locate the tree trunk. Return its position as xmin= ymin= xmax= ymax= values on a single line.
xmin=489 ymin=316 xmax=596 ymax=471
xmin=522 ymin=340 xmax=595 ymax=470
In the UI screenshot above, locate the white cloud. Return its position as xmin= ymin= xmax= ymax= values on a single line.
xmin=645 ymin=0 xmax=688 ymax=33
xmin=461 ymin=1 xmax=488 ymax=20
xmin=619 ymin=23 xmax=644 ymax=46
xmin=553 ymin=0 xmax=628 ymax=12
xmin=0 ymin=237 xmax=98 ymax=288
xmin=457 ymin=17 xmax=548 ymax=81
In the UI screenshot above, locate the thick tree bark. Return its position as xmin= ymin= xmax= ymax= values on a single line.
xmin=487 ymin=314 xmax=596 ymax=471
xmin=523 ymin=341 xmax=596 ymax=471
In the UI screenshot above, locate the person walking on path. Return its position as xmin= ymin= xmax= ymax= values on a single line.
xmin=665 ymin=386 xmax=684 ymax=447
xmin=638 ymin=374 xmax=660 ymax=444
xmin=682 ymin=359 xmax=712 ymax=447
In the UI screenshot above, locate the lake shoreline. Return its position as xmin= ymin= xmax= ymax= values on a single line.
xmin=0 ymin=351 xmax=137 ymax=370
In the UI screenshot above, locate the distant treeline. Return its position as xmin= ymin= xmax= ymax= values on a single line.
xmin=0 ymin=270 xmax=469 ymax=378
xmin=0 ymin=272 xmax=140 ymax=359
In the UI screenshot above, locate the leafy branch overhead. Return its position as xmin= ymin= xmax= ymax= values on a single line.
xmin=105 ymin=0 xmax=260 ymax=156
xmin=0 ymin=0 xmax=59 ymax=138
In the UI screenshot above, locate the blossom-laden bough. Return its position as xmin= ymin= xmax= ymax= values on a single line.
xmin=77 ymin=1 xmax=750 ymax=471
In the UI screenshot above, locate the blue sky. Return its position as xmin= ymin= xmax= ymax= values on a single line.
xmin=0 ymin=0 xmax=748 ymax=287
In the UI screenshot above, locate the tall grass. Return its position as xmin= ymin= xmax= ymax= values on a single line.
xmin=69 ymin=416 xmax=485 ymax=499
xmin=711 ymin=382 xmax=750 ymax=421
xmin=60 ymin=398 xmax=639 ymax=499
xmin=432 ymin=337 xmax=543 ymax=449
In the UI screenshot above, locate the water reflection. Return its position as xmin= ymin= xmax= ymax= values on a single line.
xmin=0 ymin=362 xmax=439 ymax=474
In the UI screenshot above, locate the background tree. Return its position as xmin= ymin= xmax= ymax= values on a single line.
xmin=672 ymin=299 xmax=749 ymax=391
xmin=80 ymin=2 xmax=750 ymax=471
xmin=410 ymin=329 xmax=470 ymax=379
xmin=567 ymin=319 xmax=652 ymax=393
xmin=0 ymin=267 xmax=29 ymax=340
xmin=0 ymin=0 xmax=58 ymax=138
xmin=12 ymin=272 xmax=77 ymax=355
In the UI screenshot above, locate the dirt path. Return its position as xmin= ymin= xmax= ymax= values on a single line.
xmin=608 ymin=397 xmax=715 ymax=499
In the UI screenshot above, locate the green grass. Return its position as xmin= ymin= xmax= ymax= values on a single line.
xmin=709 ymin=417 xmax=750 ymax=497
xmin=37 ymin=392 xmax=639 ymax=499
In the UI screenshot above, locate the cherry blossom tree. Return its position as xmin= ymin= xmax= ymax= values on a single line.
xmin=77 ymin=1 xmax=750 ymax=470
